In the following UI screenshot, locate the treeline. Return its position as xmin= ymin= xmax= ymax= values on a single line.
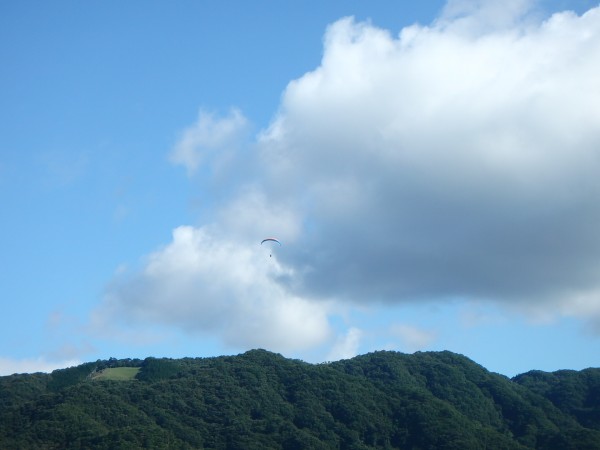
xmin=0 ymin=350 xmax=599 ymax=449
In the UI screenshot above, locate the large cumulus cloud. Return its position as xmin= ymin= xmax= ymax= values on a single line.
xmin=100 ymin=0 xmax=600 ymax=356
xmin=261 ymin=3 xmax=600 ymax=319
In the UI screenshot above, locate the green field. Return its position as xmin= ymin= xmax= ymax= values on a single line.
xmin=90 ymin=367 xmax=140 ymax=381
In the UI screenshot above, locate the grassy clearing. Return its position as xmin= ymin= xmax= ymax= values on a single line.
xmin=91 ymin=367 xmax=140 ymax=381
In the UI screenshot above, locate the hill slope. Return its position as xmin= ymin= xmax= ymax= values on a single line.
xmin=0 ymin=350 xmax=599 ymax=449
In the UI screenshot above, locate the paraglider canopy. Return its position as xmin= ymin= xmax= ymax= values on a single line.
xmin=261 ymin=238 xmax=281 ymax=246
xmin=261 ymin=238 xmax=281 ymax=257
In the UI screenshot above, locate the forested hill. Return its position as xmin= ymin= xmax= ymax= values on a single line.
xmin=1 ymin=350 xmax=599 ymax=449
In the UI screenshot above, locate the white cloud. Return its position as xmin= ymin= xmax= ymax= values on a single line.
xmin=217 ymin=187 xmax=303 ymax=244
xmin=258 ymin=3 xmax=600 ymax=320
xmin=326 ymin=327 xmax=363 ymax=361
xmin=0 ymin=357 xmax=81 ymax=376
xmin=169 ymin=108 xmax=249 ymax=175
xmin=514 ymin=289 xmax=600 ymax=331
xmin=390 ymin=324 xmax=437 ymax=353
xmin=437 ymin=0 xmax=537 ymax=34
xmin=98 ymin=225 xmax=331 ymax=353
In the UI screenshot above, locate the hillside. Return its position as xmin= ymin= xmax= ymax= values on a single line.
xmin=0 ymin=350 xmax=599 ymax=449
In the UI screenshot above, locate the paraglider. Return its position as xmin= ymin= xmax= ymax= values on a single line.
xmin=261 ymin=238 xmax=281 ymax=257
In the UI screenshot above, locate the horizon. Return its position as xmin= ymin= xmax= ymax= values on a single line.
xmin=3 ymin=346 xmax=596 ymax=379
xmin=1 ymin=344 xmax=597 ymax=380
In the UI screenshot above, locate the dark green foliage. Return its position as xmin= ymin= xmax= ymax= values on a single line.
xmin=0 ymin=350 xmax=599 ymax=449
xmin=514 ymin=368 xmax=600 ymax=428
xmin=47 ymin=362 xmax=98 ymax=392
xmin=135 ymin=357 xmax=182 ymax=382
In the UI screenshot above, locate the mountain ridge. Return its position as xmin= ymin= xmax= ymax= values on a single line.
xmin=1 ymin=349 xmax=599 ymax=449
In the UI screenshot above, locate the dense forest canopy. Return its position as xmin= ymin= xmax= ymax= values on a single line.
xmin=1 ymin=350 xmax=599 ymax=449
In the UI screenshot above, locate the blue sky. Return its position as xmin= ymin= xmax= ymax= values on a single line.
xmin=1 ymin=0 xmax=599 ymax=377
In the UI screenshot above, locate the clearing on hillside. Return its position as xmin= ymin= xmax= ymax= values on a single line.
xmin=90 ymin=367 xmax=140 ymax=381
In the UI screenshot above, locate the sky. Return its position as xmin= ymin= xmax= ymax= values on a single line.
xmin=1 ymin=0 xmax=600 ymax=378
